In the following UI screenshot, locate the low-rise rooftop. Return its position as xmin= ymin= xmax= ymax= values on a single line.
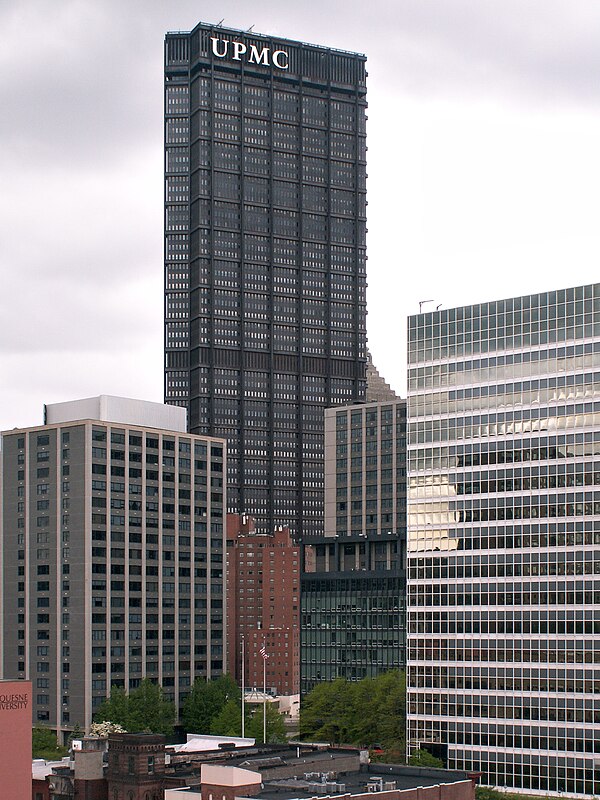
xmin=166 ymin=743 xmax=472 ymax=800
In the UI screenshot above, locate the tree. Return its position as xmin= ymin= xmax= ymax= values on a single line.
xmin=371 ymin=670 xmax=406 ymax=753
xmin=299 ymin=677 xmax=355 ymax=744
xmin=209 ymin=698 xmax=287 ymax=743
xmin=210 ymin=698 xmax=247 ymax=737
xmin=300 ymin=671 xmax=406 ymax=758
xmin=128 ymin=679 xmax=176 ymax=736
xmin=182 ymin=674 xmax=240 ymax=734
xmin=93 ymin=680 xmax=176 ymax=736
xmin=67 ymin=723 xmax=83 ymax=747
xmin=408 ymin=748 xmax=444 ymax=768
xmin=246 ymin=702 xmax=287 ymax=744
xmin=93 ymin=685 xmax=131 ymax=730
xmin=32 ymin=726 xmax=68 ymax=760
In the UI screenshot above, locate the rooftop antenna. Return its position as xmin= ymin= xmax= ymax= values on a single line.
xmin=419 ymin=299 xmax=434 ymax=313
xmin=436 ymin=304 xmax=443 ymax=310
xmin=247 ymin=24 xmax=255 ymax=32
xmin=216 ymin=18 xmax=225 ymax=26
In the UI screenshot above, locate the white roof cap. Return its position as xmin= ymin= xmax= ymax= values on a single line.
xmin=44 ymin=396 xmax=187 ymax=433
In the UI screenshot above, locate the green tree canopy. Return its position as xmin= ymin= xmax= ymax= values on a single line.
xmin=94 ymin=685 xmax=130 ymax=730
xmin=210 ymin=697 xmax=249 ymax=737
xmin=370 ymin=669 xmax=406 ymax=751
xmin=32 ymin=726 xmax=68 ymax=760
xmin=210 ymin=696 xmax=287 ymax=744
xmin=300 ymin=670 xmax=406 ymax=756
xmin=182 ymin=674 xmax=240 ymax=734
xmin=93 ymin=679 xmax=176 ymax=736
xmin=299 ymin=677 xmax=356 ymax=744
xmin=408 ymin=748 xmax=444 ymax=768
xmin=128 ymin=679 xmax=176 ymax=736
xmin=67 ymin=723 xmax=83 ymax=747
xmin=246 ymin=702 xmax=287 ymax=744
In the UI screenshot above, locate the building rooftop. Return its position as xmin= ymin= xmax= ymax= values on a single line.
xmin=258 ymin=772 xmax=470 ymax=800
xmin=44 ymin=395 xmax=187 ymax=432
xmin=169 ymin=735 xmax=256 ymax=754
xmin=167 ymin=744 xmax=470 ymax=800
xmin=32 ymin=757 xmax=72 ymax=781
xmin=168 ymin=20 xmax=366 ymax=60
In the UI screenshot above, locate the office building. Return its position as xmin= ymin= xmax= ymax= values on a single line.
xmin=0 ymin=680 xmax=32 ymax=800
xmin=1 ymin=396 xmax=226 ymax=739
xmin=301 ymin=399 xmax=407 ymax=692
xmin=324 ymin=399 xmax=406 ymax=539
xmin=407 ymin=284 xmax=600 ymax=795
xmin=164 ymin=22 xmax=368 ymax=537
xmin=226 ymin=514 xmax=300 ymax=695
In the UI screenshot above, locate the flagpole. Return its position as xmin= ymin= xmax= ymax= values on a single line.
xmin=241 ymin=634 xmax=245 ymax=738
xmin=263 ymin=639 xmax=267 ymax=744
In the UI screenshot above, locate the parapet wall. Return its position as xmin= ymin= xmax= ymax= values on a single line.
xmin=305 ymin=781 xmax=475 ymax=800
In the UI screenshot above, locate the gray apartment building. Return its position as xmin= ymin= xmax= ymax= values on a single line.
xmin=301 ymin=398 xmax=407 ymax=692
xmin=1 ymin=396 xmax=226 ymax=740
xmin=164 ymin=22 xmax=368 ymax=538
xmin=407 ymin=284 xmax=600 ymax=795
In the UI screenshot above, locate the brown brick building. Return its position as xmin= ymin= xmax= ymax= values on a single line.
xmin=226 ymin=515 xmax=300 ymax=695
xmin=106 ymin=733 xmax=165 ymax=800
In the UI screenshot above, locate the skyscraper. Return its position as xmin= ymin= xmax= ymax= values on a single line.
xmin=1 ymin=396 xmax=226 ymax=739
xmin=301 ymin=399 xmax=407 ymax=693
xmin=164 ymin=22 xmax=368 ymax=537
xmin=407 ymin=284 xmax=600 ymax=796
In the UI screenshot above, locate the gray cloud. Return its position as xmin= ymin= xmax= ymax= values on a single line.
xmin=1 ymin=0 xmax=600 ymax=428
xmin=351 ymin=1 xmax=600 ymax=107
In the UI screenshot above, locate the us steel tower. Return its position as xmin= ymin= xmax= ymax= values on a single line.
xmin=164 ymin=22 xmax=368 ymax=538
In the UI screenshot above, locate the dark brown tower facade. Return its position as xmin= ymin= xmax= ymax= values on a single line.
xmin=164 ymin=23 xmax=368 ymax=538
xmin=226 ymin=514 xmax=300 ymax=694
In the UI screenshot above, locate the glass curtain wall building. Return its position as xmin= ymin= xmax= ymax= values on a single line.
xmin=407 ymin=284 xmax=600 ymax=796
xmin=300 ymin=400 xmax=407 ymax=693
xmin=301 ymin=548 xmax=404 ymax=692
xmin=164 ymin=23 xmax=368 ymax=537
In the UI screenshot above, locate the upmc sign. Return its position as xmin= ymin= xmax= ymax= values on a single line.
xmin=210 ymin=37 xmax=289 ymax=70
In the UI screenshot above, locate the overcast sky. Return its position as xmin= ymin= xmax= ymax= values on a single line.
xmin=2 ymin=0 xmax=600 ymax=431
